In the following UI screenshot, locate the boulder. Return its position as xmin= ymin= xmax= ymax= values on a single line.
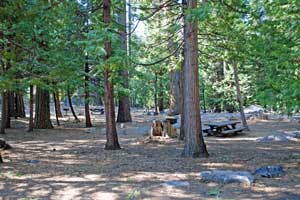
xmin=199 ymin=170 xmax=254 ymax=185
xmin=254 ymin=165 xmax=284 ymax=178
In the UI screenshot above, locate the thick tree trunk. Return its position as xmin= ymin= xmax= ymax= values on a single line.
xmin=85 ymin=56 xmax=92 ymax=127
xmin=0 ymin=92 xmax=10 ymax=134
xmin=54 ymin=91 xmax=62 ymax=118
xmin=28 ymin=85 xmax=34 ymax=132
xmin=15 ymin=93 xmax=25 ymax=118
xmin=35 ymin=87 xmax=53 ymax=129
xmin=182 ymin=0 xmax=208 ymax=157
xmin=53 ymin=92 xmax=60 ymax=126
xmin=169 ymin=71 xmax=181 ymax=115
xmin=117 ymin=0 xmax=132 ymax=123
xmin=67 ymin=91 xmax=79 ymax=121
xmin=103 ymin=0 xmax=121 ymax=150
xmin=233 ymin=62 xmax=249 ymax=130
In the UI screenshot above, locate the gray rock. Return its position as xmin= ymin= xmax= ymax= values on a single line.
xmin=199 ymin=170 xmax=254 ymax=185
xmin=257 ymin=134 xmax=296 ymax=142
xmin=162 ymin=180 xmax=190 ymax=187
xmin=254 ymin=165 xmax=284 ymax=178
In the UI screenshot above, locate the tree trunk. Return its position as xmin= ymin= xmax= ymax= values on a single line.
xmin=117 ymin=0 xmax=132 ymax=123
xmin=15 ymin=93 xmax=25 ymax=118
xmin=154 ymin=73 xmax=159 ymax=114
xmin=103 ymin=0 xmax=121 ymax=150
xmin=54 ymin=91 xmax=63 ymax=118
xmin=35 ymin=87 xmax=53 ymax=129
xmin=182 ymin=0 xmax=208 ymax=157
xmin=67 ymin=91 xmax=79 ymax=121
xmin=233 ymin=62 xmax=249 ymax=130
xmin=85 ymin=56 xmax=93 ymax=127
xmin=179 ymin=60 xmax=185 ymax=140
xmin=0 ymin=92 xmax=10 ymax=134
xmin=158 ymin=80 xmax=164 ymax=112
xmin=53 ymin=92 xmax=60 ymax=126
xmin=169 ymin=71 xmax=182 ymax=115
xmin=28 ymin=85 xmax=34 ymax=132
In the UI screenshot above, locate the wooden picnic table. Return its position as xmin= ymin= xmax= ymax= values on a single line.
xmin=204 ymin=121 xmax=244 ymax=136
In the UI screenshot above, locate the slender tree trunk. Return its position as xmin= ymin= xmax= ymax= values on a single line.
xmin=154 ymin=73 xmax=159 ymax=114
xmin=28 ymin=85 xmax=34 ymax=132
xmin=54 ymin=91 xmax=63 ymax=118
xmin=85 ymin=56 xmax=92 ymax=127
xmin=179 ymin=60 xmax=185 ymax=140
xmin=117 ymin=0 xmax=132 ymax=123
xmin=103 ymin=0 xmax=121 ymax=150
xmin=8 ymin=92 xmax=15 ymax=119
xmin=0 ymin=92 xmax=9 ymax=134
xmin=67 ymin=91 xmax=79 ymax=121
xmin=182 ymin=0 xmax=208 ymax=157
xmin=53 ymin=92 xmax=60 ymax=126
xmin=169 ymin=71 xmax=182 ymax=115
xmin=158 ymin=80 xmax=164 ymax=112
xmin=233 ymin=62 xmax=249 ymax=130
xmin=35 ymin=87 xmax=53 ymax=129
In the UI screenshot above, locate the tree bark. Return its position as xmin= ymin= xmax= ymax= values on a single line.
xmin=182 ymin=0 xmax=208 ymax=157
xmin=15 ymin=93 xmax=25 ymax=118
xmin=85 ymin=56 xmax=93 ymax=127
xmin=169 ymin=71 xmax=182 ymax=115
xmin=54 ymin=91 xmax=63 ymax=118
xmin=158 ymin=80 xmax=164 ymax=112
xmin=233 ymin=62 xmax=249 ymax=130
xmin=154 ymin=73 xmax=159 ymax=114
xmin=103 ymin=0 xmax=121 ymax=150
xmin=117 ymin=0 xmax=132 ymax=123
xmin=28 ymin=85 xmax=34 ymax=132
xmin=35 ymin=87 xmax=53 ymax=129
xmin=53 ymin=92 xmax=60 ymax=126
xmin=67 ymin=91 xmax=79 ymax=121
xmin=0 ymin=92 xmax=10 ymax=134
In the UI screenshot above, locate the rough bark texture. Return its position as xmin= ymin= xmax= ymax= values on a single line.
xmin=182 ymin=0 xmax=208 ymax=157
xmin=28 ymin=85 xmax=34 ymax=132
xmin=103 ymin=0 xmax=121 ymax=150
xmin=15 ymin=93 xmax=25 ymax=118
xmin=179 ymin=60 xmax=185 ymax=140
xmin=169 ymin=71 xmax=182 ymax=115
xmin=85 ymin=57 xmax=93 ymax=127
xmin=0 ymin=92 xmax=10 ymax=134
xmin=54 ymin=91 xmax=63 ymax=118
xmin=158 ymin=80 xmax=164 ymax=112
xmin=53 ymin=92 xmax=60 ymax=126
xmin=233 ymin=62 xmax=249 ymax=130
xmin=67 ymin=91 xmax=79 ymax=121
xmin=117 ymin=0 xmax=132 ymax=123
xmin=35 ymin=87 xmax=53 ymax=129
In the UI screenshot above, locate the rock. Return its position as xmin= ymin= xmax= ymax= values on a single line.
xmin=291 ymin=131 xmax=300 ymax=139
xmin=26 ymin=159 xmax=40 ymax=164
xmin=257 ymin=134 xmax=293 ymax=142
xmin=199 ymin=170 xmax=254 ymax=185
xmin=162 ymin=180 xmax=190 ymax=187
xmin=254 ymin=165 xmax=284 ymax=178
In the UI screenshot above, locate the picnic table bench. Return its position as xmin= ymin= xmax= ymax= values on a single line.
xmin=204 ymin=121 xmax=245 ymax=136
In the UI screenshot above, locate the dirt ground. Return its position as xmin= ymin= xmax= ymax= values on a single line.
xmin=0 ymin=111 xmax=300 ymax=200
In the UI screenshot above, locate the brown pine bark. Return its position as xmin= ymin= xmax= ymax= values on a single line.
xmin=35 ymin=87 xmax=53 ymax=129
xmin=103 ymin=0 xmax=121 ymax=150
xmin=117 ymin=0 xmax=132 ymax=123
xmin=0 ymin=92 xmax=10 ymax=134
xmin=169 ymin=71 xmax=182 ymax=115
xmin=15 ymin=93 xmax=25 ymax=118
xmin=233 ymin=62 xmax=249 ymax=130
xmin=54 ymin=91 xmax=63 ymax=118
xmin=28 ymin=85 xmax=34 ymax=132
xmin=85 ymin=57 xmax=92 ymax=127
xmin=182 ymin=0 xmax=208 ymax=157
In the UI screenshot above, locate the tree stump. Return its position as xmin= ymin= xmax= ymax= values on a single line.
xmin=150 ymin=120 xmax=163 ymax=137
xmin=163 ymin=120 xmax=177 ymax=138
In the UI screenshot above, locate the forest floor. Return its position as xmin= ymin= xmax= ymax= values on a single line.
xmin=0 ymin=110 xmax=300 ymax=200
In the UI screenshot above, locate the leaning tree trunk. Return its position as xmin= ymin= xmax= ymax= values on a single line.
xmin=0 ymin=92 xmax=10 ymax=134
xmin=54 ymin=91 xmax=63 ymax=118
xmin=233 ymin=62 xmax=249 ymax=130
xmin=28 ymin=85 xmax=34 ymax=132
xmin=182 ymin=0 xmax=208 ymax=157
xmin=85 ymin=56 xmax=93 ymax=127
xmin=53 ymin=92 xmax=60 ymax=126
xmin=103 ymin=0 xmax=121 ymax=150
xmin=35 ymin=87 xmax=53 ymax=129
xmin=67 ymin=91 xmax=79 ymax=122
xmin=117 ymin=0 xmax=132 ymax=123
